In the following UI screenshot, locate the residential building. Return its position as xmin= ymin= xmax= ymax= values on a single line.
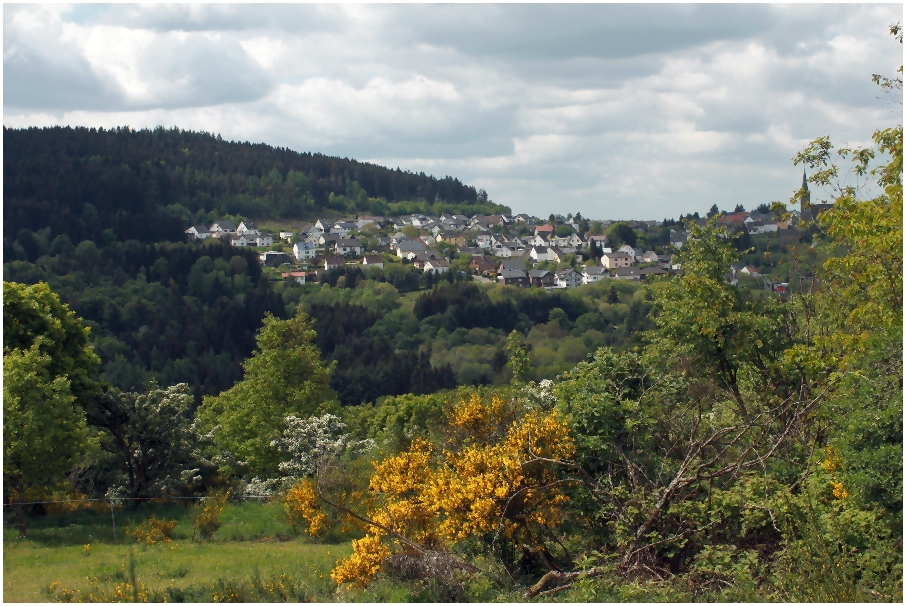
xmin=613 ymin=267 xmax=642 ymax=281
xmin=555 ymin=268 xmax=583 ymax=288
xmin=423 ymin=259 xmax=451 ymax=274
xmin=281 ymin=271 xmax=307 ymax=284
xmin=335 ymin=238 xmax=363 ymax=256
xmin=498 ymin=267 xmax=529 ymax=287
xmin=185 ymin=225 xmax=210 ymax=239
xmin=362 ymin=255 xmax=384 ymax=268
xmin=601 ymin=252 xmax=632 ymax=269
xmin=209 ymin=220 xmax=237 ymax=235
xmin=498 ymin=258 xmax=527 ymax=273
xmin=582 ymin=266 xmax=609 ymax=284
xmin=293 ymin=241 xmax=318 ymax=261
xmin=324 ymin=256 xmax=344 ymax=270
xmin=469 ymin=255 xmax=496 ymax=275
xmin=528 ymin=269 xmax=555 ymax=288
xmin=237 ymin=221 xmax=259 ymax=235
xmin=259 ymin=251 xmax=291 ymax=266
xmin=639 ymin=267 xmax=668 ymax=281
xmin=397 ymin=240 xmax=427 ymax=258
xmin=253 ymin=232 xmax=274 ymax=247
xmin=529 ymin=246 xmax=550 ymax=262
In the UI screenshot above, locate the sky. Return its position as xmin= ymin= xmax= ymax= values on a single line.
xmin=4 ymin=3 xmax=902 ymax=220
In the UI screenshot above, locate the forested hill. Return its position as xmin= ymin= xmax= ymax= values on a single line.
xmin=3 ymin=125 xmax=508 ymax=258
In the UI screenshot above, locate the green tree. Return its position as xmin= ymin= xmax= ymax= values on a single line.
xmin=3 ymin=281 xmax=101 ymax=413
xmin=85 ymin=384 xmax=215 ymax=500
xmin=3 ymin=282 xmax=100 ymax=533
xmin=197 ymin=309 xmax=336 ymax=477
xmin=605 ymin=222 xmax=637 ymax=248
xmin=4 ymin=345 xmax=87 ymax=534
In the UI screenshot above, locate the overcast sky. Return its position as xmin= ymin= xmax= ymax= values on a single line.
xmin=4 ymin=3 xmax=902 ymax=219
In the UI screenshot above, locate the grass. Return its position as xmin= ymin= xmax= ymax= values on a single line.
xmin=3 ymin=501 xmax=352 ymax=602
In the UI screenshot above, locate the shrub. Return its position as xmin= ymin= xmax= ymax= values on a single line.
xmin=127 ymin=518 xmax=177 ymax=545
xmin=193 ymin=489 xmax=230 ymax=540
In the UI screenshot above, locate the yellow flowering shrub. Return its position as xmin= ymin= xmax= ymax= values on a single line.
xmin=331 ymin=534 xmax=392 ymax=586
xmin=331 ymin=393 xmax=576 ymax=587
xmin=192 ymin=489 xmax=230 ymax=539
xmin=127 ymin=518 xmax=177 ymax=545
xmin=829 ymin=481 xmax=849 ymax=500
xmin=285 ymin=479 xmax=330 ymax=536
xmin=819 ymin=446 xmax=842 ymax=473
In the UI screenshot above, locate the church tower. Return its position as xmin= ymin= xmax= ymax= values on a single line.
xmin=799 ymin=169 xmax=812 ymax=220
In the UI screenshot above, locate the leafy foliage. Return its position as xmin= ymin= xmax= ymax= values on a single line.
xmin=78 ymin=383 xmax=215 ymax=500
xmin=196 ymin=309 xmax=336 ymax=477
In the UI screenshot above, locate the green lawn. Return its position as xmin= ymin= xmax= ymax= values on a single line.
xmin=3 ymin=501 xmax=352 ymax=602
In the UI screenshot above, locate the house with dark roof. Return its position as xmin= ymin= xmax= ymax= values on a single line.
xmin=555 ymin=268 xmax=583 ymax=288
xmin=185 ymin=225 xmax=210 ymax=239
xmin=528 ymin=269 xmax=555 ymax=288
xmin=613 ymin=267 xmax=642 ymax=281
xmin=362 ymin=255 xmax=384 ymax=268
xmin=396 ymin=240 xmax=427 ymax=258
xmin=259 ymin=251 xmax=292 ymax=267
xmin=423 ymin=259 xmax=451 ymax=274
xmin=498 ymin=258 xmax=526 ymax=273
xmin=469 ymin=255 xmax=496 ymax=276
xmin=209 ymin=220 xmax=237 ymax=235
xmin=582 ymin=266 xmax=609 ymax=284
xmin=324 ymin=256 xmax=344 ymax=270
xmin=335 ymin=238 xmax=363 ymax=256
xmin=237 ymin=221 xmax=258 ymax=235
xmin=498 ymin=267 xmax=529 ymax=287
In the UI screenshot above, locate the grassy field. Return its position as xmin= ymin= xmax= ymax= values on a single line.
xmin=2 ymin=501 xmax=352 ymax=602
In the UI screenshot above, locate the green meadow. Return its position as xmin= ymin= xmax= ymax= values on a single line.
xmin=3 ymin=501 xmax=351 ymax=602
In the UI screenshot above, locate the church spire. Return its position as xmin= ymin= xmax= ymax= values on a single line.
xmin=802 ymin=169 xmax=809 ymax=191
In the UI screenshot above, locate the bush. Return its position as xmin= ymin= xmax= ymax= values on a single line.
xmin=193 ymin=489 xmax=230 ymax=540
xmin=127 ymin=518 xmax=177 ymax=545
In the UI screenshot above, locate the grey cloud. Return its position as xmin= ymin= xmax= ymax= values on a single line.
xmin=63 ymin=4 xmax=347 ymax=35
xmin=3 ymin=42 xmax=124 ymax=110
xmin=381 ymin=4 xmax=776 ymax=60
xmin=129 ymin=37 xmax=273 ymax=109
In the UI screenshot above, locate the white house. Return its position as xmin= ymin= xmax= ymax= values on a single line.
xmin=555 ymin=268 xmax=583 ymax=288
xmin=423 ymin=259 xmax=450 ymax=274
xmin=185 ymin=225 xmax=210 ymax=239
xmin=529 ymin=246 xmax=550 ymax=262
xmin=617 ymin=244 xmax=637 ymax=261
xmin=237 ymin=221 xmax=259 ymax=236
xmin=280 ymin=231 xmax=295 ymax=242
xmin=209 ymin=220 xmax=237 ymax=235
xmin=397 ymin=240 xmax=427 ymax=258
xmin=582 ymin=266 xmax=609 ymax=284
xmin=281 ymin=271 xmax=307 ymax=284
xmin=335 ymin=238 xmax=363 ymax=256
xmin=228 ymin=234 xmax=249 ymax=247
xmin=293 ymin=241 xmax=318 ymax=261
xmin=325 ymin=256 xmax=345 ymax=270
xmin=362 ymin=255 xmax=384 ymax=268
xmin=253 ymin=232 xmax=274 ymax=247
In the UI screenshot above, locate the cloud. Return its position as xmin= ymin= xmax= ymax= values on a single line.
xmin=3 ymin=3 xmax=901 ymax=219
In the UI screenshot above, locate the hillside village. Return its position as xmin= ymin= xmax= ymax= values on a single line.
xmin=185 ymin=196 xmax=810 ymax=293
